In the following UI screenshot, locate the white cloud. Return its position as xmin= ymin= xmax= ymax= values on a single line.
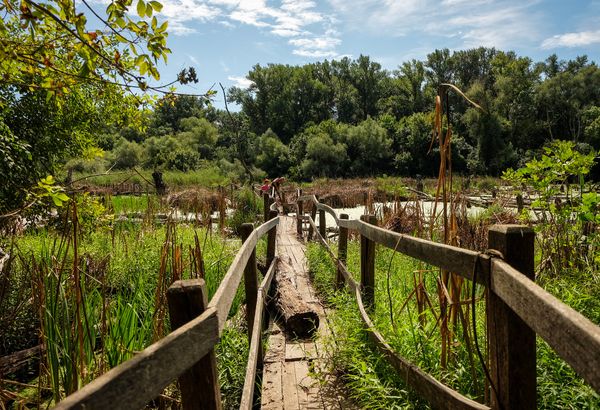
xmin=116 ymin=0 xmax=343 ymax=56
xmin=271 ymin=28 xmax=305 ymax=37
xmin=289 ymin=36 xmax=341 ymax=58
xmin=228 ymin=75 xmax=254 ymax=88
xmin=289 ymin=37 xmax=341 ymax=49
xmin=541 ymin=30 xmax=600 ymax=49
xmin=328 ymin=0 xmax=541 ymax=49
xmin=156 ymin=0 xmax=221 ymax=34
xmin=188 ymin=54 xmax=200 ymax=65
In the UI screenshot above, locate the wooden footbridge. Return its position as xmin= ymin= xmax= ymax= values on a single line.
xmin=55 ymin=193 xmax=600 ymax=409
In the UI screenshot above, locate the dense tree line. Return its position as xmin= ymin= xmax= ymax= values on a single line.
xmin=3 ymin=48 xmax=600 ymax=213
xmin=87 ymin=48 xmax=599 ymax=182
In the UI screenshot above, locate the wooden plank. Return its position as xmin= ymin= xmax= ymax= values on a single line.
xmin=55 ymin=308 xmax=219 ymax=410
xmin=241 ymin=258 xmax=279 ymax=410
xmin=308 ymin=205 xmax=317 ymax=240
xmin=492 ymin=258 xmax=600 ymax=393
xmin=209 ymin=217 xmax=279 ymax=332
xmin=167 ymin=280 xmax=221 ymax=410
xmin=339 ymin=218 xmax=491 ymax=285
xmin=294 ymin=360 xmax=313 ymax=409
xmin=296 ymin=190 xmax=303 ymax=236
xmin=487 ymin=225 xmax=536 ymax=410
xmin=261 ymin=361 xmax=284 ymax=409
xmin=353 ymin=286 xmax=490 ymax=410
xmin=264 ymin=332 xmax=285 ymax=364
xmin=285 ymin=343 xmax=306 ymax=361
xmin=283 ymin=361 xmax=299 ymax=410
xmin=264 ymin=193 xmax=270 ymax=222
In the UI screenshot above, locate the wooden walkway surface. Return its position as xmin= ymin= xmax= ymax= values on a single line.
xmin=261 ymin=216 xmax=357 ymax=410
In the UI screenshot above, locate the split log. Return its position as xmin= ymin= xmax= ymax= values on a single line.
xmin=273 ymin=277 xmax=319 ymax=338
xmin=0 ymin=345 xmax=44 ymax=376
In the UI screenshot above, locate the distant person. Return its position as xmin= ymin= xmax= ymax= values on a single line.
xmin=260 ymin=179 xmax=271 ymax=194
xmin=272 ymin=177 xmax=286 ymax=203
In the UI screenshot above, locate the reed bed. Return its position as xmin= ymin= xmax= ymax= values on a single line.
xmin=0 ymin=197 xmax=250 ymax=408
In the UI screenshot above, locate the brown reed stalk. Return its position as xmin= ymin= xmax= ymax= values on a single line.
xmin=429 ymin=84 xmax=484 ymax=370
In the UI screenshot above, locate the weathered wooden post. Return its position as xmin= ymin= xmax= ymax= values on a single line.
xmin=337 ymin=213 xmax=349 ymax=288
xmin=240 ymin=223 xmax=263 ymax=370
xmin=167 ymin=279 xmax=222 ymax=410
xmin=297 ymin=189 xmax=303 ymax=236
xmin=516 ymin=194 xmax=524 ymax=213
xmin=240 ymin=224 xmax=259 ymax=335
xmin=319 ymin=209 xmax=326 ymax=239
xmin=263 ymin=193 xmax=270 ymax=222
xmin=267 ymin=210 xmax=277 ymax=268
xmin=360 ymin=214 xmax=377 ymax=307
xmin=308 ymin=197 xmax=317 ymax=240
xmin=487 ymin=225 xmax=536 ymax=410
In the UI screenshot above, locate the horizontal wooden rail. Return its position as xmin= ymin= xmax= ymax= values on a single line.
xmin=208 ymin=217 xmax=279 ymax=332
xmin=298 ymin=195 xmax=490 ymax=285
xmin=239 ymin=258 xmax=278 ymax=410
xmin=305 ymin=215 xmax=488 ymax=410
xmin=491 ymin=259 xmax=600 ymax=392
xmin=55 ymin=308 xmax=220 ymax=410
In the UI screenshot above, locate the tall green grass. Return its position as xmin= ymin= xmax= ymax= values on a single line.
xmin=3 ymin=215 xmax=244 ymax=405
xmin=307 ymin=240 xmax=600 ymax=408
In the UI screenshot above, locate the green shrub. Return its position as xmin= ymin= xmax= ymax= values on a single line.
xmin=228 ymin=187 xmax=263 ymax=234
xmin=166 ymin=148 xmax=201 ymax=171
xmin=112 ymin=139 xmax=143 ymax=170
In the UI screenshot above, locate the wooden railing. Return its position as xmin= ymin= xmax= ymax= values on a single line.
xmin=55 ymin=212 xmax=279 ymax=410
xmin=296 ymin=193 xmax=600 ymax=410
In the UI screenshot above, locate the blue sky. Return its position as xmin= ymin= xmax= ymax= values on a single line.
xmin=134 ymin=0 xmax=600 ymax=107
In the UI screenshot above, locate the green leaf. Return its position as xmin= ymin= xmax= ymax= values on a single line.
xmin=137 ymin=0 xmax=146 ymax=17
xmin=52 ymin=195 xmax=62 ymax=207
xmin=157 ymin=20 xmax=168 ymax=33
xmin=149 ymin=1 xmax=163 ymax=11
xmin=146 ymin=3 xmax=153 ymax=17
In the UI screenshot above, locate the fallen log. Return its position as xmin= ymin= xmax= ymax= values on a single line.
xmin=273 ymin=277 xmax=319 ymax=338
xmin=0 ymin=344 xmax=44 ymax=376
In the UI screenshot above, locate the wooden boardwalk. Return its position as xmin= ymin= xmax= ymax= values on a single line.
xmin=261 ymin=216 xmax=356 ymax=410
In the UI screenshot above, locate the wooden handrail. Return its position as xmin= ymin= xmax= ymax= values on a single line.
xmin=239 ymin=258 xmax=278 ymax=409
xmin=208 ymin=216 xmax=279 ymax=332
xmin=298 ymin=195 xmax=600 ymax=407
xmin=491 ymin=259 xmax=600 ymax=392
xmin=340 ymin=218 xmax=491 ymax=285
xmin=299 ymin=195 xmax=491 ymax=284
xmin=55 ymin=308 xmax=220 ymax=410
